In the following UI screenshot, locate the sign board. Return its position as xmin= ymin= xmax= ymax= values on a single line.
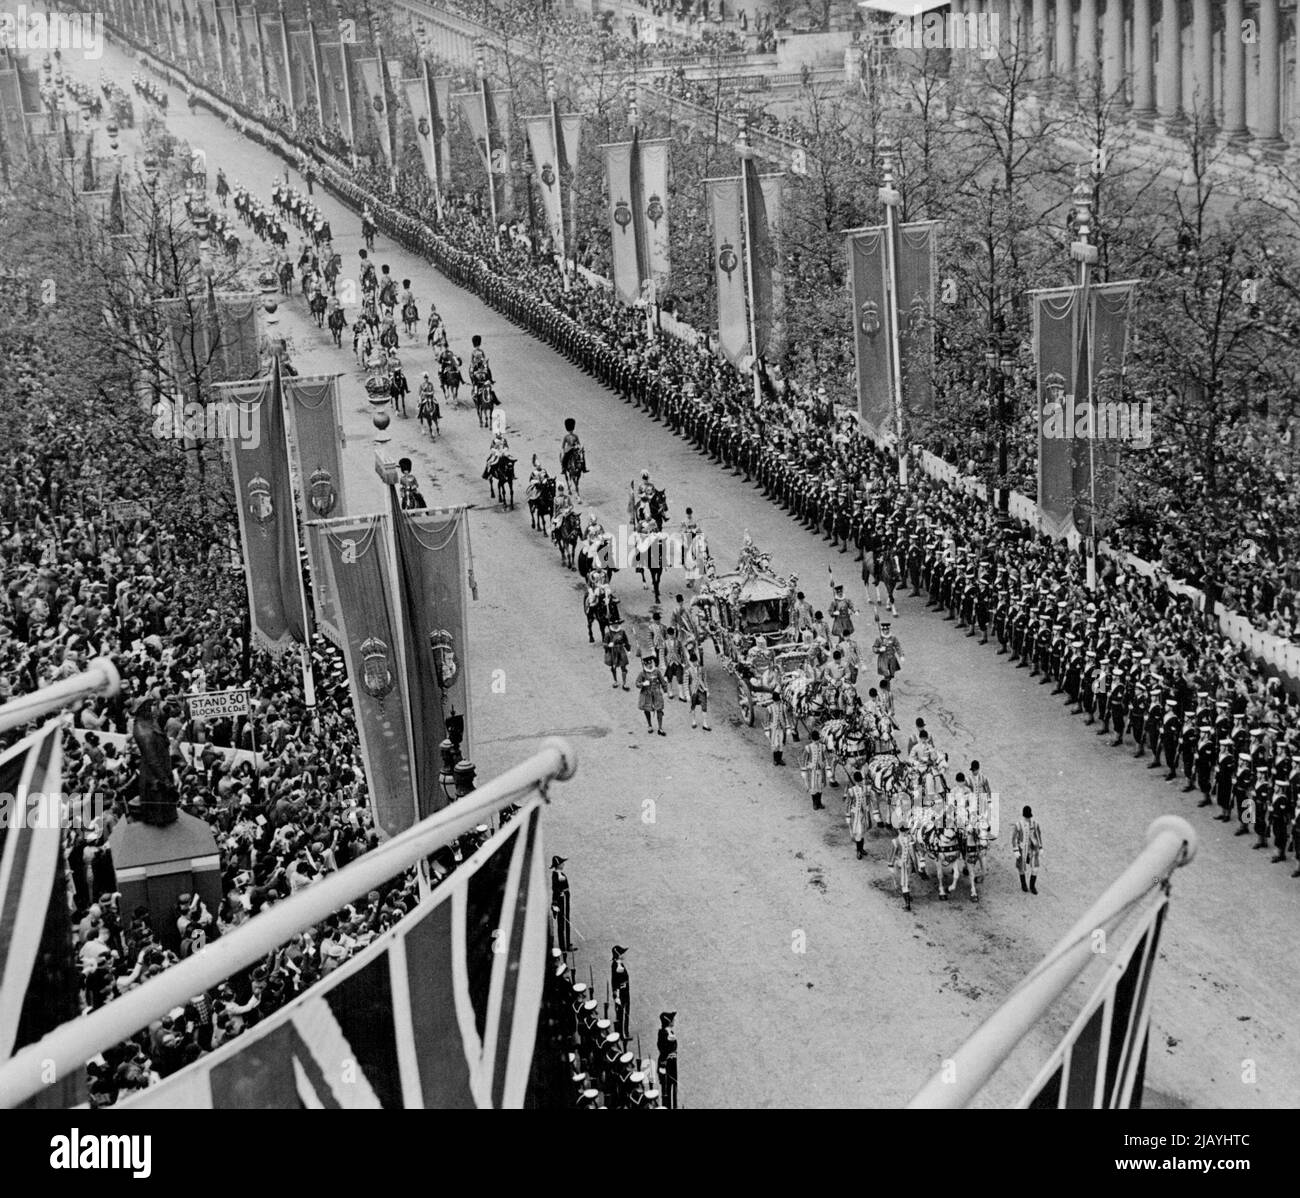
xmin=187 ymin=688 xmax=250 ymax=720
xmin=109 ymin=500 xmax=151 ymax=522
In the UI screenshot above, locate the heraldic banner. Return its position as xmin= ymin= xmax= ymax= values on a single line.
xmin=639 ymin=138 xmax=670 ymax=287
xmin=261 ymin=13 xmax=293 ymax=112
xmin=758 ymin=172 xmax=785 ymax=360
xmin=433 ymin=75 xmax=453 ymax=190
xmin=1018 ymin=893 xmax=1168 ymax=1108
xmin=118 ymin=798 xmax=548 ymax=1109
xmin=237 ymin=6 xmax=265 ymax=103
xmin=1073 ymin=280 xmax=1139 ymax=537
xmin=355 ymin=54 xmax=392 ymax=162
xmin=318 ymin=39 xmax=350 ymax=142
xmin=390 ymin=505 xmax=475 ymax=820
xmin=707 ymin=176 xmax=746 ymax=367
xmin=848 ymin=227 xmax=894 ymax=438
xmin=219 ymin=367 xmax=309 ymax=654
xmin=406 ymin=69 xmax=440 ymax=193
xmin=525 ymin=113 xmax=563 ymax=250
xmin=602 ymin=140 xmax=645 ymax=307
xmin=283 ymin=374 xmax=348 ymax=645
xmin=1033 ymin=286 xmax=1082 ymax=540
xmin=158 ymin=292 xmax=260 ymax=394
xmin=315 ymin=512 xmax=420 ymax=837
xmin=895 ymin=221 xmax=937 ymax=419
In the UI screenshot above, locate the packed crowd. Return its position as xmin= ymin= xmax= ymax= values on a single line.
xmin=0 ymin=312 xmax=494 ymax=1103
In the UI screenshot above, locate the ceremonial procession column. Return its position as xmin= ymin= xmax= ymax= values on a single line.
xmin=1257 ymin=0 xmax=1283 ymax=142
xmin=1132 ymin=0 xmax=1156 ymax=114
xmin=1191 ymin=0 xmax=1214 ymax=120
xmin=1102 ymin=0 xmax=1125 ymax=96
xmin=1222 ymin=0 xmax=1249 ymax=136
xmin=1055 ymin=0 xmax=1075 ymax=71
xmin=1077 ymin=0 xmax=1097 ymax=75
xmin=1158 ymin=0 xmax=1182 ymax=119
xmin=1032 ymin=0 xmax=1051 ymax=74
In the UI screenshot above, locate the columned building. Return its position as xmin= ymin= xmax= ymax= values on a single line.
xmin=954 ymin=0 xmax=1300 ymax=144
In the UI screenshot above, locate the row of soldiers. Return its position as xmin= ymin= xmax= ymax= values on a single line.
xmin=545 ymin=858 xmax=679 ymax=1109
xmin=875 ymin=530 xmax=1300 ymax=869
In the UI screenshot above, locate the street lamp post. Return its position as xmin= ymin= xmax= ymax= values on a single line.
xmin=877 ymin=148 xmax=907 ymax=485
xmin=1070 ymin=179 xmax=1101 ymax=589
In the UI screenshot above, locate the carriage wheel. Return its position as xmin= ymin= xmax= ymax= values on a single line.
xmin=738 ymin=680 xmax=754 ymax=726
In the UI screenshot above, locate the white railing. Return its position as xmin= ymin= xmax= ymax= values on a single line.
xmin=0 ymin=739 xmax=577 ymax=1109
xmin=0 ymin=658 xmax=121 ymax=736
xmin=907 ymin=815 xmax=1196 ymax=1109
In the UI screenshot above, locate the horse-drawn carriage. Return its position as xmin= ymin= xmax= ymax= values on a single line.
xmin=689 ymin=538 xmax=800 ymax=728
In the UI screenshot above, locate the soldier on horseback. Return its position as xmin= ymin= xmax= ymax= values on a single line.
xmin=561 ymin=418 xmax=586 ymax=498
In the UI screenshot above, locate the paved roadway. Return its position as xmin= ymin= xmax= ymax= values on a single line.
xmin=78 ymin=40 xmax=1300 ymax=1108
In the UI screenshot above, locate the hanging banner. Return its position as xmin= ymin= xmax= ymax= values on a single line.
xmin=895 ymin=220 xmax=937 ymax=419
xmin=157 ymin=292 xmax=261 ymax=395
xmin=283 ymin=374 xmax=348 ymax=522
xmin=316 ymin=512 xmax=420 ymax=837
xmin=848 ymin=227 xmax=894 ymax=439
xmin=707 ymin=176 xmax=746 ymax=367
xmin=355 ymin=54 xmax=392 ymax=161
xmin=306 ymin=22 xmax=327 ymax=126
xmin=742 ymin=156 xmax=773 ymax=361
xmin=118 ymin=800 xmax=547 ymax=1109
xmin=319 ymin=40 xmax=350 ymax=142
xmin=289 ymin=27 xmax=315 ymax=122
xmin=390 ymin=504 xmax=475 ymax=820
xmin=603 ymin=140 xmax=643 ymax=307
xmin=433 ymin=75 xmax=452 ymax=190
xmin=196 ymin=0 xmax=219 ymax=81
xmin=640 ymin=138 xmax=671 ymax=288
xmin=758 ymin=172 xmax=785 ymax=361
xmin=491 ymin=85 xmax=513 ymax=215
xmin=1033 ymin=285 xmax=1082 ymax=540
xmin=303 ymin=520 xmax=342 ymax=650
xmin=261 ymin=14 xmax=293 ymax=113
xmin=220 ymin=369 xmax=310 ymax=654
xmin=1018 ymin=895 xmax=1168 ymax=1108
xmin=524 ymin=113 xmax=563 ymax=248
xmin=238 ymin=7 xmax=266 ymax=104
xmin=170 ymin=0 xmax=193 ymax=69
xmin=1074 ymin=280 xmax=1140 ymax=535
xmin=407 ymin=71 xmax=440 ymax=191
xmin=215 ymin=3 xmax=242 ymax=101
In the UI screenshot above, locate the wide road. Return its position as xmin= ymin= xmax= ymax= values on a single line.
xmin=80 ymin=39 xmax=1300 ymax=1108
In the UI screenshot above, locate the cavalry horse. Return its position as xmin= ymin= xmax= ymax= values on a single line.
xmin=527 ymin=463 xmax=556 ymax=533
xmin=473 ymin=379 xmax=497 ymax=429
xmin=327 ymin=305 xmax=347 ymax=347
xmin=553 ymin=510 xmax=582 ymax=569
xmin=484 ymin=451 xmax=516 ymax=509
xmin=562 ymin=444 xmax=587 ymax=498
xmin=401 ymin=298 xmax=419 ymax=338
xmin=308 ymin=290 xmax=327 ymax=328
xmin=438 ymin=352 xmax=463 ymax=405
xmin=584 ymin=586 xmax=619 ymax=644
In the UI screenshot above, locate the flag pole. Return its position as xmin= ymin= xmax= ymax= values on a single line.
xmin=424 ymin=56 xmax=444 ymax=223
xmin=736 ymin=115 xmax=763 ymax=413
xmin=1070 ymin=177 xmax=1100 ymax=591
xmin=477 ymin=49 xmax=499 ymax=251
xmin=272 ymin=351 xmax=319 ymax=733
xmin=878 ymin=151 xmax=907 ymax=485
xmin=548 ymin=75 xmax=568 ymax=287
